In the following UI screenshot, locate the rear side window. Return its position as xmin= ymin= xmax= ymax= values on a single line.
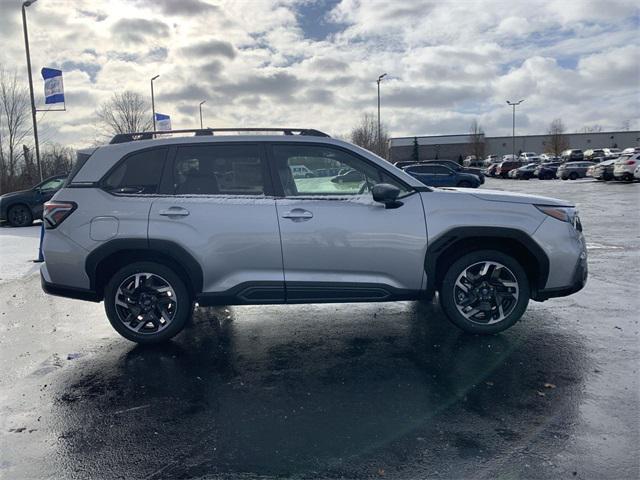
xmin=103 ymin=148 xmax=167 ymax=194
xmin=173 ymin=144 xmax=265 ymax=195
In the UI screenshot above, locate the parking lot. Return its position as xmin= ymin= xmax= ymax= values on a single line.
xmin=0 ymin=178 xmax=638 ymax=479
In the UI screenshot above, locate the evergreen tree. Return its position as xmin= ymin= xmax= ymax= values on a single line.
xmin=411 ymin=137 xmax=419 ymax=163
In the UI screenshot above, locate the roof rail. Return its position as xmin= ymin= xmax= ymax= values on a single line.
xmin=109 ymin=128 xmax=330 ymax=144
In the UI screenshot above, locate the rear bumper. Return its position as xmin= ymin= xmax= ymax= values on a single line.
xmin=533 ymin=251 xmax=587 ymax=301
xmin=41 ymin=268 xmax=100 ymax=302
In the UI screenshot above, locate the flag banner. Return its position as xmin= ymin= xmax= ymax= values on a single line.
xmin=155 ymin=113 xmax=171 ymax=131
xmin=41 ymin=68 xmax=64 ymax=104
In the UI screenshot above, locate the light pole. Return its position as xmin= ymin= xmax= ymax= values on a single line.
xmin=150 ymin=74 xmax=159 ymax=131
xmin=199 ymin=100 xmax=206 ymax=129
xmin=22 ymin=0 xmax=42 ymax=181
xmin=376 ymin=73 xmax=387 ymax=152
xmin=506 ymin=99 xmax=524 ymax=159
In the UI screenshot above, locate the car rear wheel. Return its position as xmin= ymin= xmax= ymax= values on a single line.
xmin=7 ymin=204 xmax=33 ymax=227
xmin=439 ymin=250 xmax=530 ymax=334
xmin=104 ymin=262 xmax=192 ymax=344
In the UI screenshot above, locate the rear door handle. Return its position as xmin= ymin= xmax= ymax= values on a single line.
xmin=282 ymin=208 xmax=313 ymax=221
xmin=159 ymin=207 xmax=190 ymax=217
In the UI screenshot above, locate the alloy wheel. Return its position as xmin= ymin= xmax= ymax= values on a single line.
xmin=114 ymin=273 xmax=177 ymax=334
xmin=453 ymin=261 xmax=519 ymax=325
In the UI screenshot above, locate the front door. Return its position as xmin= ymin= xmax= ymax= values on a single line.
xmin=148 ymin=143 xmax=284 ymax=302
xmin=270 ymin=143 xmax=428 ymax=302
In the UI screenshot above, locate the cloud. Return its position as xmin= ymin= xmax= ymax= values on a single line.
xmin=110 ymin=18 xmax=170 ymax=44
xmin=181 ymin=40 xmax=236 ymax=60
xmin=0 ymin=0 xmax=637 ymax=149
xmin=136 ymin=0 xmax=219 ymax=16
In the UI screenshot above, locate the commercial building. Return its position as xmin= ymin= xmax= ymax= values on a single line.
xmin=389 ymin=130 xmax=640 ymax=162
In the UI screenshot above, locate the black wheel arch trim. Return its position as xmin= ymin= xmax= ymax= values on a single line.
xmin=424 ymin=226 xmax=550 ymax=298
xmin=85 ymin=238 xmax=204 ymax=297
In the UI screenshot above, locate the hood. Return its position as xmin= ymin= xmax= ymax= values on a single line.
xmin=466 ymin=188 xmax=572 ymax=206
xmin=0 ymin=189 xmax=30 ymax=200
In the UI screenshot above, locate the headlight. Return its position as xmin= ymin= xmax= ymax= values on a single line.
xmin=535 ymin=205 xmax=581 ymax=232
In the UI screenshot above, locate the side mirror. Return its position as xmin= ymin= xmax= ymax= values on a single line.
xmin=372 ymin=183 xmax=403 ymax=209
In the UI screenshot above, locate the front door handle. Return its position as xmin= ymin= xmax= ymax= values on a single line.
xmin=159 ymin=207 xmax=190 ymax=217
xmin=282 ymin=208 xmax=313 ymax=221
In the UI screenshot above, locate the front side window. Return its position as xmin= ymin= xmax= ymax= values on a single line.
xmin=272 ymin=144 xmax=410 ymax=197
xmin=173 ymin=144 xmax=265 ymax=195
xmin=103 ymin=148 xmax=167 ymax=194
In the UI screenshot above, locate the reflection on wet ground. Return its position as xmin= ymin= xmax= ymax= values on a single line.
xmin=46 ymin=301 xmax=589 ymax=479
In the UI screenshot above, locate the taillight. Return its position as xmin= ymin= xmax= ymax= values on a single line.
xmin=626 ymin=160 xmax=636 ymax=165
xmin=43 ymin=201 xmax=76 ymax=229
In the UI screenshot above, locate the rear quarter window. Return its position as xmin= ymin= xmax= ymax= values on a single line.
xmin=102 ymin=148 xmax=168 ymax=194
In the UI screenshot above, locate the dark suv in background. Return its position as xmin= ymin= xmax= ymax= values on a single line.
xmin=0 ymin=175 xmax=67 ymax=227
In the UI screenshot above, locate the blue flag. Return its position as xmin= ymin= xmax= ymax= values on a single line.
xmin=155 ymin=113 xmax=171 ymax=131
xmin=41 ymin=68 xmax=64 ymax=104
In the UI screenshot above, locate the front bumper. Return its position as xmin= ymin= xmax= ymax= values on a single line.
xmin=533 ymin=250 xmax=588 ymax=301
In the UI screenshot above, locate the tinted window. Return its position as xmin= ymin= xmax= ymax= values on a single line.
xmin=39 ymin=178 xmax=65 ymax=190
xmin=104 ymin=148 xmax=167 ymax=194
xmin=273 ymin=144 xmax=410 ymax=197
xmin=173 ymin=144 xmax=264 ymax=195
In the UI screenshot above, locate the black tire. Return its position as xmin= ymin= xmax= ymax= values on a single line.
xmin=561 ymin=176 xmax=568 ymax=180
xmin=457 ymin=180 xmax=472 ymax=188
xmin=104 ymin=261 xmax=192 ymax=344
xmin=439 ymin=250 xmax=530 ymax=335
xmin=569 ymin=172 xmax=578 ymax=180
xmin=7 ymin=204 xmax=33 ymax=227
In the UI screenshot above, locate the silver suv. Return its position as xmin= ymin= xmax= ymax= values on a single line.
xmin=41 ymin=128 xmax=588 ymax=343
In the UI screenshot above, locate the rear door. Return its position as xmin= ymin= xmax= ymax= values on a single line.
xmin=270 ymin=143 xmax=427 ymax=302
xmin=148 ymin=143 xmax=284 ymax=301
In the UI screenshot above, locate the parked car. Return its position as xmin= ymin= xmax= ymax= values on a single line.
xmin=485 ymin=163 xmax=500 ymax=177
xmin=484 ymin=155 xmax=499 ymax=166
xmin=501 ymin=154 xmax=518 ymax=161
xmin=621 ymin=147 xmax=640 ymax=156
xmin=602 ymin=148 xmax=622 ymax=159
xmin=512 ymin=163 xmax=538 ymax=180
xmin=423 ymin=159 xmax=485 ymax=184
xmin=557 ymin=161 xmax=596 ymax=180
xmin=584 ymin=149 xmax=606 ymax=162
xmin=539 ymin=154 xmax=560 ymax=163
xmin=634 ymin=164 xmax=640 ymax=180
xmin=534 ymin=162 xmax=562 ymax=180
xmin=463 ymin=158 xmax=484 ymax=168
xmin=590 ymin=159 xmax=617 ymax=181
xmin=331 ymin=169 xmax=364 ymax=183
xmin=0 ymin=174 xmax=67 ymax=227
xmin=403 ymin=164 xmax=481 ymax=188
xmin=561 ymin=149 xmax=584 ymax=162
xmin=496 ymin=159 xmax=523 ymax=178
xmin=41 ymin=127 xmax=588 ymax=342
xmin=519 ymin=152 xmax=538 ymax=162
xmin=613 ymin=153 xmax=640 ymax=181
xmin=290 ymin=165 xmax=314 ymax=178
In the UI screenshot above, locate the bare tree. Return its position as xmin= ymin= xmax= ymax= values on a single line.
xmin=547 ymin=118 xmax=569 ymax=157
xmin=620 ymin=119 xmax=631 ymax=131
xmin=580 ymin=124 xmax=603 ymax=133
xmin=350 ymin=113 xmax=389 ymax=159
xmin=97 ymin=91 xmax=152 ymax=137
xmin=0 ymin=66 xmax=31 ymax=193
xmin=467 ymin=119 xmax=485 ymax=161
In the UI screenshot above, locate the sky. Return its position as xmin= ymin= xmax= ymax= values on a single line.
xmin=0 ymin=0 xmax=638 ymax=149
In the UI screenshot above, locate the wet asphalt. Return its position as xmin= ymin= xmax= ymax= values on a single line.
xmin=1 ymin=178 xmax=638 ymax=479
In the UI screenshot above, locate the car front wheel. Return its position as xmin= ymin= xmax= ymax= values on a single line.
xmin=439 ymin=250 xmax=530 ymax=334
xmin=104 ymin=262 xmax=192 ymax=344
